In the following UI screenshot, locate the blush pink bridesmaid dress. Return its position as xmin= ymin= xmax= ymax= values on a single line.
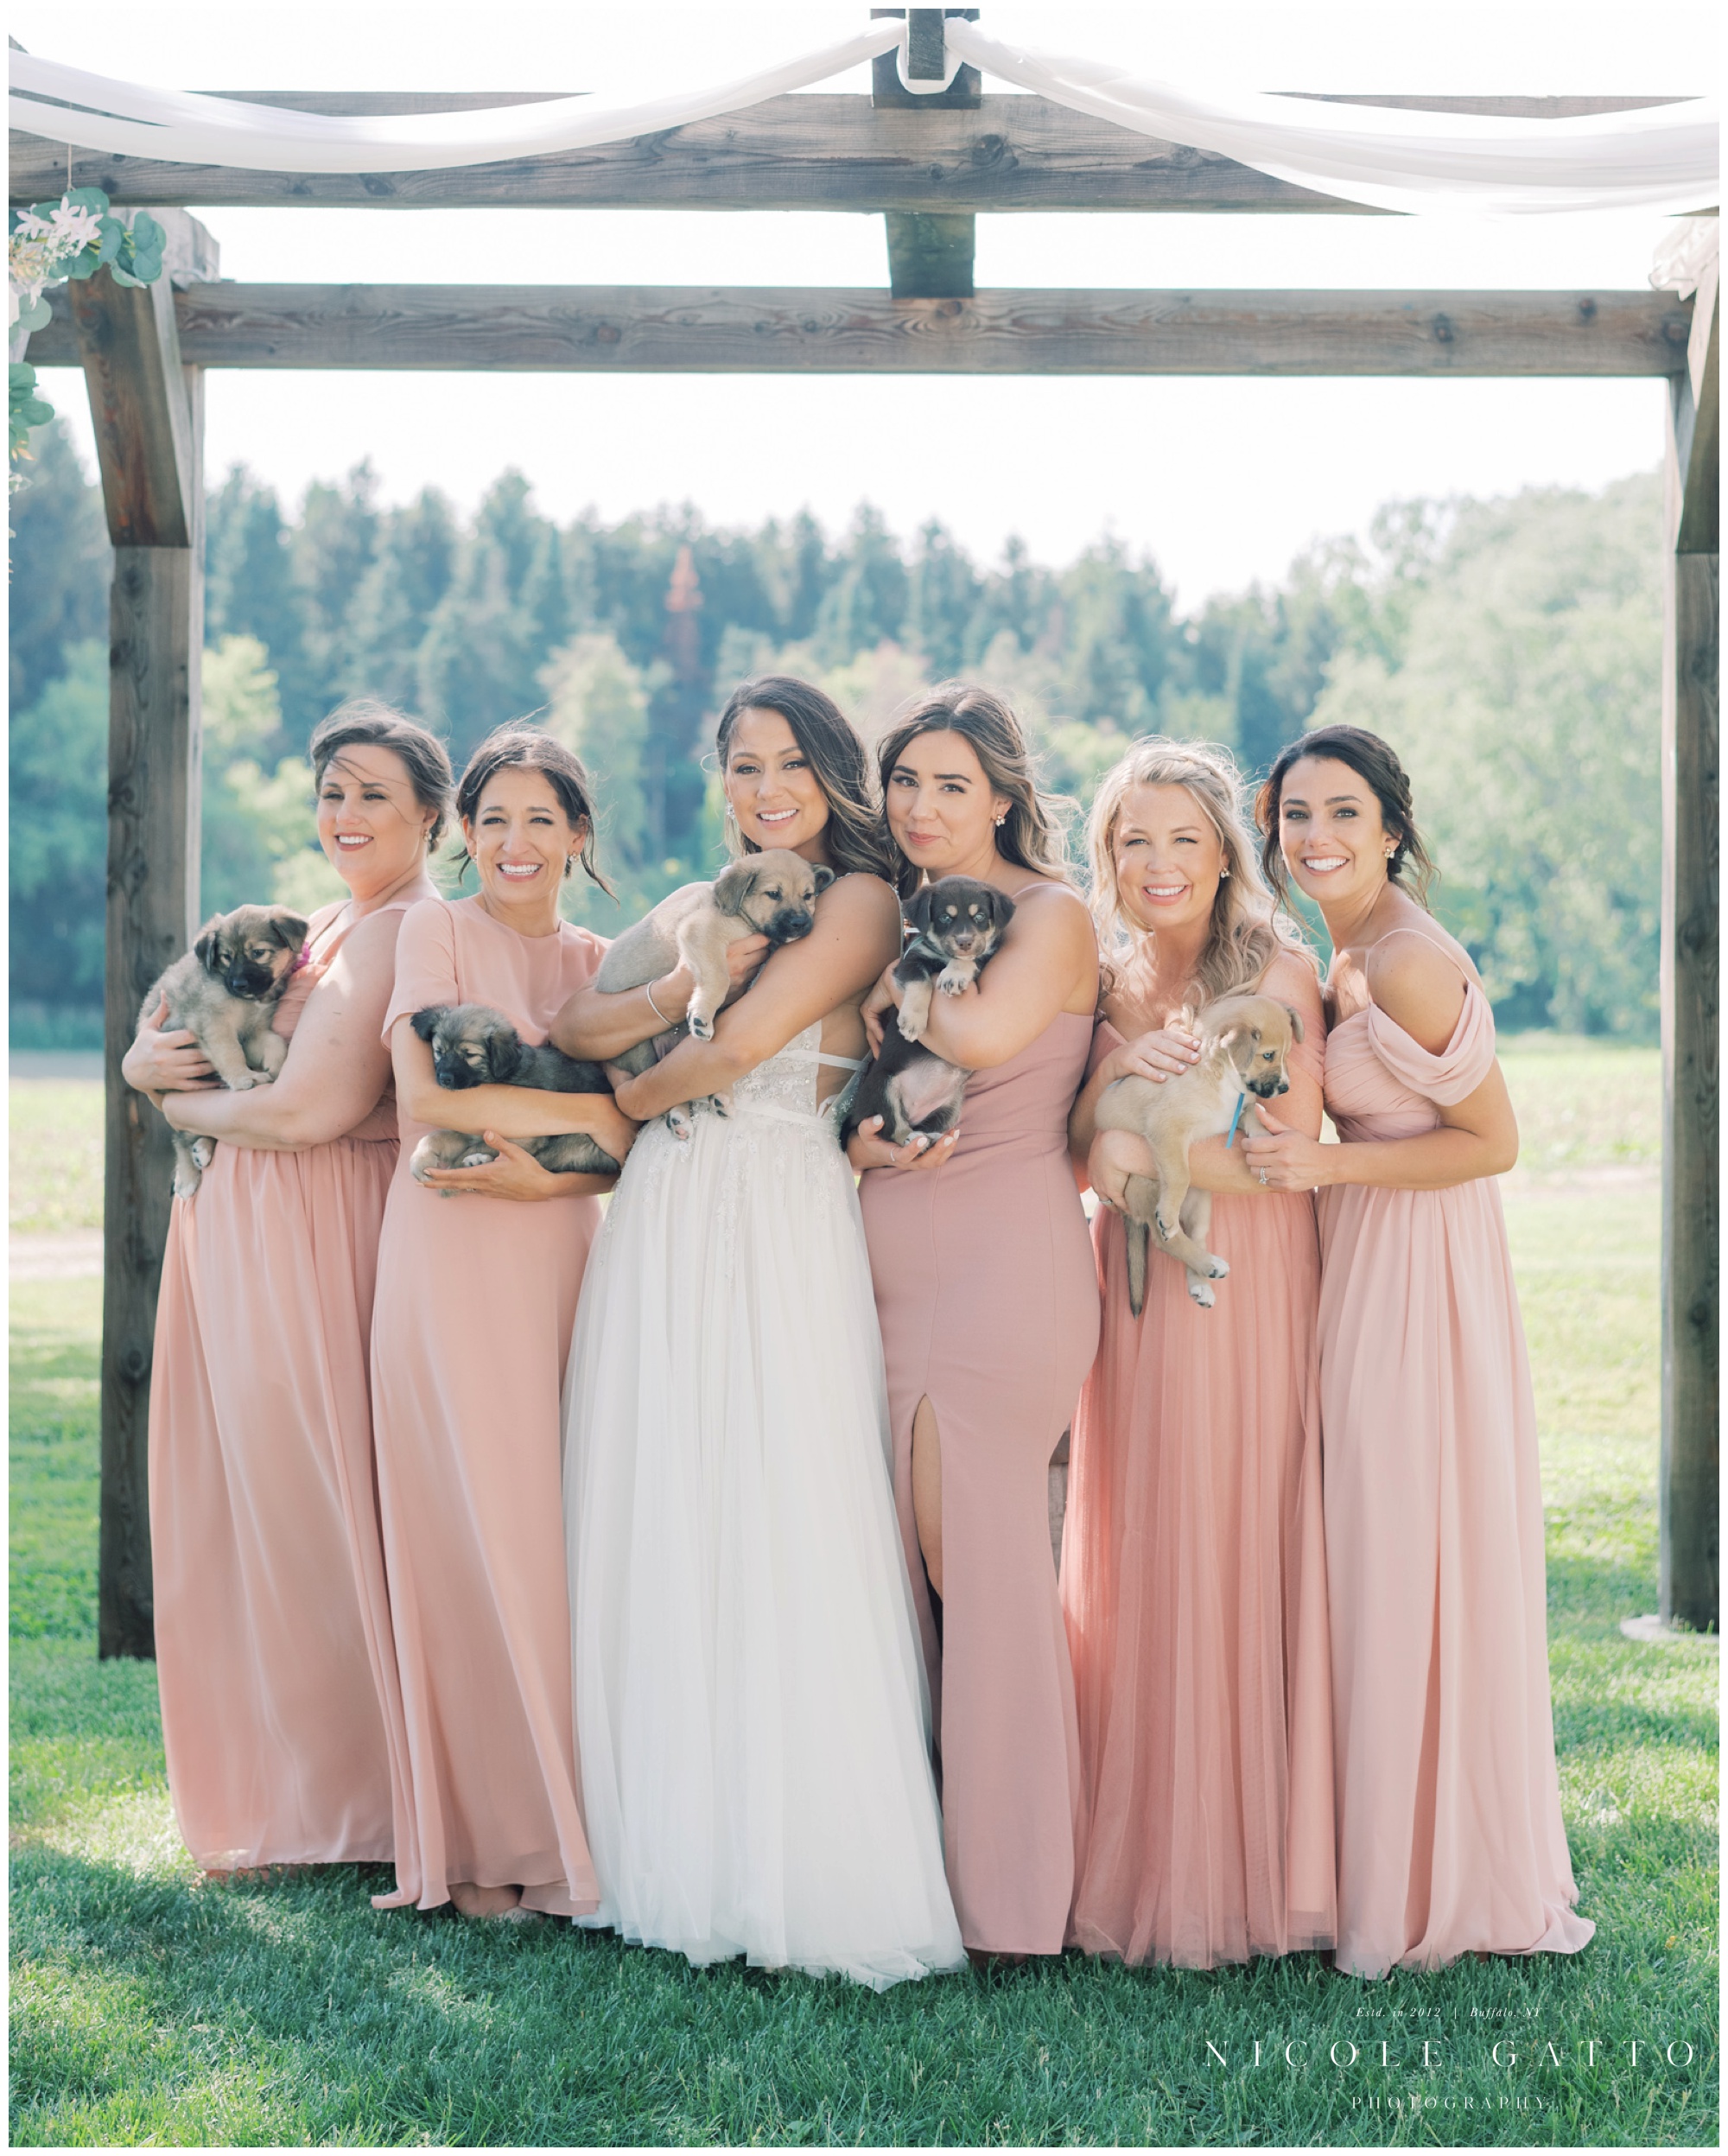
xmin=368 ymin=894 xmax=604 ymax=1917
xmin=149 ymin=896 xmax=412 ymax=1871
xmin=860 ymin=1008 xmax=1100 ymax=1956
xmin=1063 ymin=952 xmax=1337 ymax=1968
xmin=1319 ymin=949 xmax=1593 ymax=1975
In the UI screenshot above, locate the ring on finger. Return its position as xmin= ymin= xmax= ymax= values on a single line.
xmin=1258 ymin=1168 xmax=1269 ymax=1187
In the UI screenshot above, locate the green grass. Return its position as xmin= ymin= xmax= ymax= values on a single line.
xmin=9 ymin=1056 xmax=1718 ymax=2146
xmin=10 ymin=1079 xmax=104 ymax=1234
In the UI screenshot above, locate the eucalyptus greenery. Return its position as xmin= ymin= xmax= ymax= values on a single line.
xmin=9 ymin=190 xmax=165 ymax=470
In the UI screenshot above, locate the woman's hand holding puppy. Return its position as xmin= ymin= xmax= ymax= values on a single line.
xmin=1096 ymin=1023 xmax=1203 ymax=1088
xmin=846 ymin=1116 xmax=960 ymax=1174
xmin=123 ymin=995 xmax=222 ymax=1110
xmin=418 ymin=1109 xmax=638 ymax=1199
xmin=860 ymin=963 xmax=905 ymax=1056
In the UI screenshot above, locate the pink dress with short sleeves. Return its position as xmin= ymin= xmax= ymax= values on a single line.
xmin=369 ymin=894 xmax=605 ymax=1915
xmin=1319 ymin=962 xmax=1593 ymax=1975
xmin=149 ymin=896 xmax=411 ymax=1871
xmin=1063 ymin=953 xmax=1337 ymax=1967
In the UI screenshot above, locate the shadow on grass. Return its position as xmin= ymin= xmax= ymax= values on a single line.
xmin=9 ymin=1836 xmax=1718 ymax=2149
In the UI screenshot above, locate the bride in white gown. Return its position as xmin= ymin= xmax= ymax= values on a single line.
xmin=556 ymin=679 xmax=963 ymax=1987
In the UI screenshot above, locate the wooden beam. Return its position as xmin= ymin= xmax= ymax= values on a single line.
xmin=1660 ymin=261 xmax=1719 ymax=1636
xmin=870 ymin=8 xmax=982 ymax=109
xmin=885 ymin=212 xmax=975 ymax=298
xmin=10 ymin=91 xmax=1687 ymax=215
xmin=8 ymin=94 xmax=1386 ymax=213
xmin=73 ymin=210 xmax=215 ymax=1660
xmin=23 ymin=281 xmax=1694 ymax=377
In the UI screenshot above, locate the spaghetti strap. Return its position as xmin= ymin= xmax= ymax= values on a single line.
xmin=815 ymin=1051 xmax=866 ymax=1071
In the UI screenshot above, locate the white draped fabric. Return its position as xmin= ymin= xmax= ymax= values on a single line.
xmin=9 ymin=17 xmax=1718 ymax=216
xmin=944 ymin=20 xmax=1719 ymax=219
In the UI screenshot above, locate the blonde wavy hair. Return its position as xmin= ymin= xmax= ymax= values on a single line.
xmin=1085 ymin=737 xmax=1312 ymax=1008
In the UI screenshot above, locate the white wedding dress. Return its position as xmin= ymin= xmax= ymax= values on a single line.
xmin=562 ymin=1021 xmax=965 ymax=1988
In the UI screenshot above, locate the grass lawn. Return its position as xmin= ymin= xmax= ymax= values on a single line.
xmin=9 ymin=1051 xmax=1718 ymax=2146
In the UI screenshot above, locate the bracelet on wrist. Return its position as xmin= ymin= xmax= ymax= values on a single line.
xmin=644 ymin=978 xmax=675 ymax=1030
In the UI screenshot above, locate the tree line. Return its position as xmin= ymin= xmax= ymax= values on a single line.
xmin=10 ymin=423 xmax=1661 ymax=1042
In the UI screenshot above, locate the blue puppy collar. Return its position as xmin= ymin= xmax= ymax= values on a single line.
xmin=1225 ymin=1091 xmax=1247 ymax=1148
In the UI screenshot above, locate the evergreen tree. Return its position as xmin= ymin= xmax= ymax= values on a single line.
xmin=206 ymin=466 xmax=313 ymax=741
xmin=907 ymin=518 xmax=982 ymax=679
xmin=339 ymin=488 xmax=458 ymax=715
xmin=814 ymin=505 xmax=908 ymax=665
xmin=785 ymin=508 xmax=835 ymax=641
xmin=7 ymin=420 xmax=108 ymax=712
xmin=1058 ymin=539 xmax=1178 ymax=728
xmin=10 ymin=639 xmax=109 ymax=1008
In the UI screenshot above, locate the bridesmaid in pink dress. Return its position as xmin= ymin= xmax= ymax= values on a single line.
xmin=370 ymin=728 xmax=638 ymax=1922
xmin=851 ymin=684 xmax=1100 ymax=1959
xmin=1243 ymin=723 xmax=1593 ymax=1977
xmin=1064 ymin=739 xmax=1336 ymax=1968
xmin=124 ymin=701 xmax=453 ymax=1872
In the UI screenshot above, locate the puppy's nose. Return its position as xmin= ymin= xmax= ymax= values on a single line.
xmin=1277 ymin=1077 xmax=1289 ymax=1093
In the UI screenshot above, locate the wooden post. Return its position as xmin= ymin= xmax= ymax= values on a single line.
xmin=871 ymin=9 xmax=979 ymax=299
xmin=67 ymin=210 xmax=217 ymax=1659
xmin=1660 ymin=263 xmax=1719 ymax=1634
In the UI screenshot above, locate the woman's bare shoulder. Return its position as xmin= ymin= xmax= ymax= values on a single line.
xmin=817 ymin=870 xmax=902 ymax=931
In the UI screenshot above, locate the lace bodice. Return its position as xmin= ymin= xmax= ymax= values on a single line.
xmin=731 ymin=1020 xmax=862 ymax=1127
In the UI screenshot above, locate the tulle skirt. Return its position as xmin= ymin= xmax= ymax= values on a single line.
xmin=563 ymin=1101 xmax=965 ymax=1989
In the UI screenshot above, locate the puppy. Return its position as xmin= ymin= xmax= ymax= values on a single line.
xmin=842 ymin=879 xmax=1015 ymax=1149
xmin=408 ymin=1004 xmax=621 ymax=1184
xmin=1095 ymin=992 xmax=1304 ymax=1314
xmin=594 ymin=849 xmax=835 ymax=1137
xmin=137 ymin=903 xmax=309 ymax=1198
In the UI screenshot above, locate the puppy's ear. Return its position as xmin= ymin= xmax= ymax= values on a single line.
xmin=988 ymin=887 xmax=1016 ymax=932
xmin=904 ymin=887 xmax=934 ymax=937
xmin=713 ymin=860 xmax=756 ymax=918
xmin=487 ymin=1027 xmax=524 ymax=1083
xmin=811 ymin=864 xmax=836 ymax=895
xmin=410 ymin=1006 xmax=448 ymax=1044
xmin=194 ymin=918 xmax=226 ymax=973
xmin=1282 ymin=1003 xmax=1306 ymax=1045
xmin=272 ymin=911 xmax=310 ymax=951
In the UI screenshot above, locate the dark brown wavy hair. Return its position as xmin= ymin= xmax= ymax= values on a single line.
xmin=309 ymin=697 xmax=454 ymax=850
xmin=452 ymin=724 xmax=614 ymax=894
xmin=1255 ymin=722 xmax=1438 ymax=908
xmin=715 ymin=675 xmax=896 ymax=884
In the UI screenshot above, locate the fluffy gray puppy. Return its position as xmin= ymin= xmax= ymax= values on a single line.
xmin=408 ymin=1003 xmax=620 ymax=1184
xmin=137 ymin=903 xmax=310 ymax=1199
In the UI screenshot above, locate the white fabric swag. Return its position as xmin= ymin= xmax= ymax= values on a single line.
xmin=8 ymin=15 xmax=1719 ymax=217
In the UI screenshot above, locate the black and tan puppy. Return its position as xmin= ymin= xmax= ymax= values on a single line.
xmin=1095 ymin=992 xmax=1304 ymax=1315
xmin=842 ymin=879 xmax=1015 ymax=1149
xmin=137 ymin=902 xmax=309 ymax=1197
xmin=596 ymin=849 xmax=835 ymax=1136
xmin=408 ymin=1003 xmax=620 ymax=1184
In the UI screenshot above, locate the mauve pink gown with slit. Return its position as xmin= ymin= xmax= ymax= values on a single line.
xmin=369 ymin=894 xmax=604 ymax=1916
xmin=1319 ymin=962 xmax=1592 ymax=1975
xmin=149 ymin=896 xmax=412 ymax=1870
xmin=1063 ymin=950 xmax=1337 ymax=1968
xmin=860 ymin=1008 xmax=1099 ymax=1956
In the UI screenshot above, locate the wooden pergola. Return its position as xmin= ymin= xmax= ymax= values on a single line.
xmin=10 ymin=24 xmax=1718 ymax=1655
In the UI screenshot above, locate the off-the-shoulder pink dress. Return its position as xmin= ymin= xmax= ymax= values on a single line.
xmin=1063 ymin=955 xmax=1337 ymax=1967
xmin=860 ymin=1008 xmax=1100 ymax=1956
xmin=149 ymin=896 xmax=412 ymax=1870
xmin=369 ymin=895 xmax=605 ymax=1916
xmin=1320 ymin=963 xmax=1592 ymax=1975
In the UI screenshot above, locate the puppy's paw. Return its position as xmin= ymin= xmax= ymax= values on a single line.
xmin=709 ymin=1091 xmax=734 ymax=1120
xmin=189 ymin=1136 xmax=216 ymax=1171
xmin=172 ymin=1166 xmax=203 ymax=1200
xmin=667 ymin=1107 xmax=695 ymax=1142
xmin=1154 ymin=1209 xmax=1180 ymax=1244
xmin=227 ymin=1072 xmax=258 ymax=1091
xmin=1187 ymin=1275 xmax=1217 ymax=1309
xmin=895 ymin=1008 xmax=928 ymax=1044
xmin=687 ymin=1012 xmax=715 ymax=1042
xmin=1205 ymin=1254 xmax=1229 ymax=1281
xmin=458 ymin=1148 xmax=496 ymax=1169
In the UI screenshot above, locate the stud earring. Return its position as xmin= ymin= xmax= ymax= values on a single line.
xmin=994 ymin=812 xmax=1007 ymax=828
xmin=725 ymin=802 xmax=737 ymax=823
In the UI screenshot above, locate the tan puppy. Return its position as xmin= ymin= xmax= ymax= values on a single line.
xmin=595 ymin=849 xmax=834 ymax=1136
xmin=1095 ymin=992 xmax=1305 ymax=1314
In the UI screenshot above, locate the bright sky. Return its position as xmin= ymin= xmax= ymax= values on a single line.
xmin=22 ymin=2 xmax=1715 ymax=603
